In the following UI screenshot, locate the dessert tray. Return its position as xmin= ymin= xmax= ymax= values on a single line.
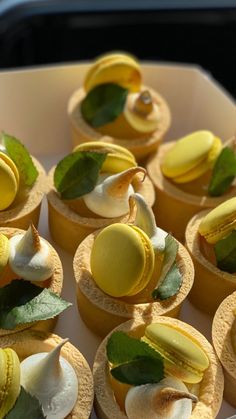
xmin=0 ymin=61 xmax=235 ymax=418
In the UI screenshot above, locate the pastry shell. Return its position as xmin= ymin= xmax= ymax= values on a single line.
xmin=0 ymin=227 xmax=63 ymax=336
xmin=0 ymin=329 xmax=94 ymax=419
xmin=74 ymin=230 xmax=194 ymax=338
xmin=93 ymin=316 xmax=223 ymax=419
xmin=147 ymin=142 xmax=236 ymax=243
xmin=68 ymin=86 xmax=171 ymax=162
xmin=0 ymin=158 xmax=47 ymax=230
xmin=47 ymin=166 xmax=155 ymax=254
xmin=212 ymin=292 xmax=236 ymax=407
xmin=185 ymin=210 xmax=236 ymax=315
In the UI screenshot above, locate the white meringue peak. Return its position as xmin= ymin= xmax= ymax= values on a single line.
xmin=9 ymin=224 xmax=54 ymax=281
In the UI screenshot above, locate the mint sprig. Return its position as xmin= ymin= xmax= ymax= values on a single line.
xmin=5 ymin=387 xmax=46 ymax=419
xmin=208 ymin=147 xmax=236 ymax=196
xmin=81 ymin=83 xmax=128 ymax=128
xmin=107 ymin=331 xmax=164 ymax=386
xmin=2 ymin=133 xmax=38 ymax=187
xmin=152 ymin=263 xmax=182 ymax=300
xmin=214 ymin=230 xmax=236 ymax=273
xmin=54 ymin=151 xmax=106 ymax=199
xmin=152 ymin=235 xmax=182 ymax=300
xmin=0 ymin=280 xmax=71 ymax=329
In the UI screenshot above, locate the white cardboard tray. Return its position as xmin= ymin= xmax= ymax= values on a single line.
xmin=0 ymin=62 xmax=236 ymax=418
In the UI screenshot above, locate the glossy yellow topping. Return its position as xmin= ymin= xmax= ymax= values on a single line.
xmin=143 ymin=323 xmax=209 ymax=383
xmin=199 ymin=197 xmax=236 ymax=244
xmin=90 ymin=223 xmax=155 ymax=297
xmin=161 ymin=131 xmax=222 ymax=183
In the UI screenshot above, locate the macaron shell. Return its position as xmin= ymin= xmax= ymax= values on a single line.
xmin=0 ymin=159 xmax=18 ymax=210
xmin=143 ymin=323 xmax=209 ymax=383
xmin=0 ymin=348 xmax=20 ymax=417
xmin=0 ymin=233 xmax=9 ymax=274
xmin=173 ymin=136 xmax=222 ymax=183
xmin=161 ymin=131 xmax=215 ymax=178
xmin=90 ymin=223 xmax=154 ymax=297
xmin=0 ymin=152 xmax=19 ymax=186
xmin=198 ymin=197 xmax=236 ymax=244
xmin=84 ymin=53 xmax=141 ymax=93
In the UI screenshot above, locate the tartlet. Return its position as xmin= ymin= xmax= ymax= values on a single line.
xmin=185 ymin=209 xmax=236 ymax=314
xmin=74 ymin=227 xmax=194 ymax=338
xmin=47 ymin=157 xmax=155 ymax=254
xmin=93 ymin=316 xmax=224 ymax=419
xmin=212 ymin=291 xmax=236 ymax=407
xmin=0 ymin=158 xmax=46 ymax=230
xmin=0 ymin=329 xmax=94 ymax=419
xmin=68 ymin=53 xmax=171 ymax=162
xmin=147 ymin=139 xmax=236 ymax=243
xmin=0 ymin=226 xmax=63 ymax=336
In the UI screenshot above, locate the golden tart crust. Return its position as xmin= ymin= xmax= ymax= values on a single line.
xmin=68 ymin=86 xmax=171 ymax=162
xmin=0 ymin=158 xmax=47 ymax=230
xmin=93 ymin=316 xmax=223 ymax=419
xmin=0 ymin=227 xmax=63 ymax=336
xmin=147 ymin=142 xmax=236 ymax=243
xmin=47 ymin=166 xmax=155 ymax=254
xmin=212 ymin=291 xmax=236 ymax=407
xmin=74 ymin=231 xmax=194 ymax=338
xmin=0 ymin=329 xmax=94 ymax=419
xmin=185 ymin=210 xmax=236 ymax=315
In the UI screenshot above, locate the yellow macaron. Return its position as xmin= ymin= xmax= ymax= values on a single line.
xmin=73 ymin=141 xmax=137 ymax=174
xmin=199 ymin=197 xmax=236 ymax=244
xmin=142 ymin=323 xmax=209 ymax=384
xmin=0 ymin=348 xmax=21 ymax=418
xmin=0 ymin=152 xmax=19 ymax=211
xmin=84 ymin=52 xmax=142 ymax=93
xmin=0 ymin=233 xmax=9 ymax=275
xmin=161 ymin=131 xmax=222 ymax=183
xmin=90 ymin=223 xmax=155 ymax=297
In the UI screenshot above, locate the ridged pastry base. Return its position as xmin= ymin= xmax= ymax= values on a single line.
xmin=212 ymin=292 xmax=236 ymax=407
xmin=68 ymin=86 xmax=171 ymax=162
xmin=0 ymin=158 xmax=47 ymax=230
xmin=0 ymin=330 xmax=94 ymax=419
xmin=147 ymin=142 xmax=236 ymax=243
xmin=185 ymin=211 xmax=236 ymax=314
xmin=74 ymin=231 xmax=194 ymax=338
xmin=93 ymin=316 xmax=223 ymax=419
xmin=0 ymin=227 xmax=63 ymax=336
xmin=47 ymin=166 xmax=155 ymax=254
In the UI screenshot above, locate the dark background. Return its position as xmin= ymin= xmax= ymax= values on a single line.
xmin=0 ymin=0 xmax=236 ymax=98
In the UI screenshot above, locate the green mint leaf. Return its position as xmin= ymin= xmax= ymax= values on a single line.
xmin=5 ymin=387 xmax=46 ymax=419
xmin=0 ymin=280 xmax=71 ymax=329
xmin=214 ymin=230 xmax=236 ymax=273
xmin=152 ymin=262 xmax=182 ymax=300
xmin=157 ymin=235 xmax=178 ymax=286
xmin=81 ymin=83 xmax=128 ymax=128
xmin=107 ymin=331 xmax=163 ymax=366
xmin=2 ymin=133 xmax=38 ymax=187
xmin=110 ymin=356 xmax=164 ymax=386
xmin=54 ymin=151 xmax=107 ymax=199
xmin=152 ymin=235 xmax=182 ymax=300
xmin=208 ymin=147 xmax=236 ymax=196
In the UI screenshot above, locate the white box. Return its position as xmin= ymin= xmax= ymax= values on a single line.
xmin=0 ymin=62 xmax=235 ymax=419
